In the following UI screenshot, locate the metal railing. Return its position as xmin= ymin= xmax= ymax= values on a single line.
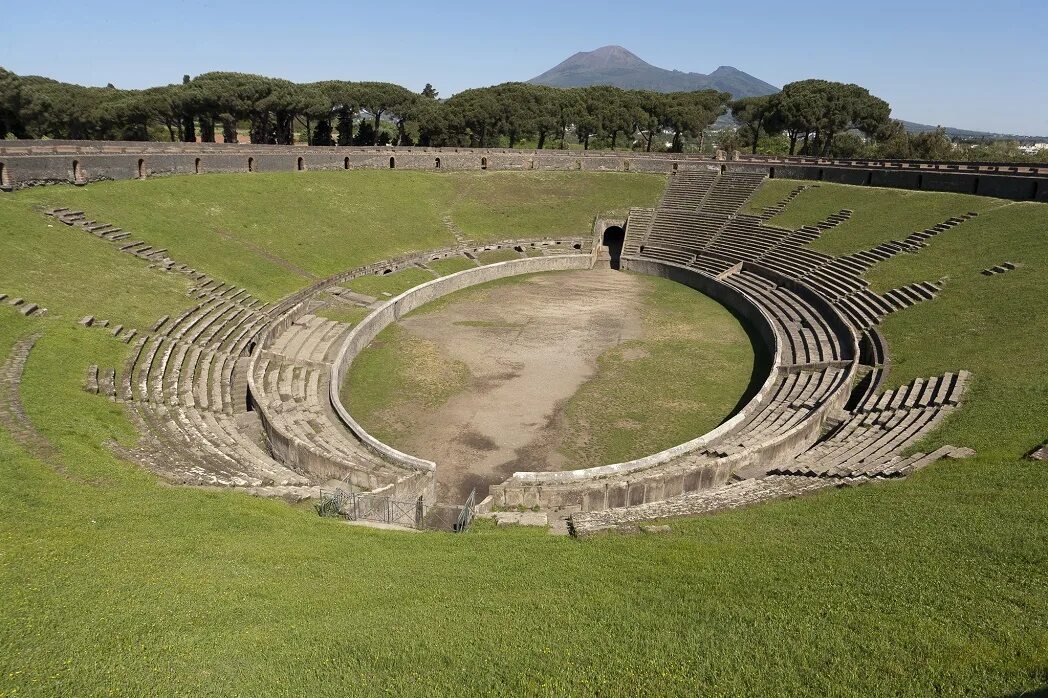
xmin=316 ymin=487 xmax=478 ymax=533
xmin=454 ymin=489 xmax=477 ymax=533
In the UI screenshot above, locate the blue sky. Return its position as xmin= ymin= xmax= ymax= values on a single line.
xmin=3 ymin=0 xmax=1046 ymax=135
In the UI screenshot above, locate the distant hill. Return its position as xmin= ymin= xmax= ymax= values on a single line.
xmin=897 ymin=120 xmax=1047 ymax=143
xmin=528 ymin=45 xmax=1045 ymax=140
xmin=527 ymin=45 xmax=778 ymax=98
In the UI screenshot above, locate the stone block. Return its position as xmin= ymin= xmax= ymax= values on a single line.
xmin=494 ymin=511 xmax=548 ymax=527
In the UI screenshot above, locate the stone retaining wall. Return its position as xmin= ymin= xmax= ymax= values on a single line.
xmin=1 ymin=141 xmax=1044 ymax=201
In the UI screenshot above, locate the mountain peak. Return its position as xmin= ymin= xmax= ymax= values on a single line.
xmin=528 ymin=46 xmax=777 ymax=98
xmin=588 ymin=45 xmax=632 ymax=55
xmin=547 ymin=45 xmax=650 ymax=73
xmin=585 ymin=45 xmax=644 ymax=61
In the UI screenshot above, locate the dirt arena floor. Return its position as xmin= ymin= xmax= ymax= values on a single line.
xmin=395 ymin=269 xmax=648 ymax=501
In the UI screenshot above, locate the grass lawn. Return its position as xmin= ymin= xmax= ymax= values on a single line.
xmin=744 ymin=180 xmax=1048 ymax=459
xmin=475 ymin=247 xmax=524 ymax=265
xmin=448 ymin=171 xmax=664 ymax=243
xmin=557 ymin=272 xmax=760 ymax=466
xmin=341 ymin=323 xmax=470 ymax=445
xmin=344 ymin=267 xmax=436 ymax=298
xmin=744 ymin=178 xmax=1010 ymax=256
xmin=9 ymin=171 xmax=663 ymax=301
xmin=0 ymin=197 xmax=194 ymax=330
xmin=313 ymin=303 xmax=371 ymax=326
xmin=0 ymin=174 xmax=1045 ymax=696
xmin=427 ymin=256 xmax=477 ymax=275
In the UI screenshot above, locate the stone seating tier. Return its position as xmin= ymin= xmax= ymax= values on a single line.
xmin=49 ymin=169 xmax=973 ymax=523
xmin=659 ymin=170 xmax=719 ymax=210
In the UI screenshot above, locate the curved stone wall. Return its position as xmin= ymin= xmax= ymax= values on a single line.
xmin=328 ymin=254 xmax=595 ymax=471
xmin=507 ymin=257 xmax=783 ymax=485
xmin=490 ymin=257 xmax=859 ymax=509
xmin=243 ymin=238 xmax=591 ymax=498
xmin=320 ymin=252 xmax=857 ymax=509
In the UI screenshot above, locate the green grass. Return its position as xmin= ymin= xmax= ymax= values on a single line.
xmin=746 ymin=180 xmax=1048 ymax=460
xmin=0 ymin=197 xmax=194 ymax=330
xmin=341 ymin=323 xmax=470 ymax=444
xmin=475 ymin=247 xmax=524 ymax=265
xmin=427 ymin=256 xmax=477 ymax=275
xmin=9 ymin=171 xmax=663 ymax=301
xmin=342 ymin=271 xmax=757 ymax=468
xmin=0 ymin=174 xmax=1046 ymax=696
xmin=448 ymin=171 xmax=664 ymax=243
xmin=404 ymin=272 xmax=549 ymax=317
xmin=864 ymin=201 xmax=1048 ymax=457
xmin=558 ymin=272 xmax=759 ymax=467
xmin=313 ymin=303 xmax=371 ymax=326
xmin=344 ymin=267 xmax=436 ymax=298
xmin=742 ymin=178 xmax=802 ymax=215
xmin=749 ymin=179 xmax=1009 ymax=257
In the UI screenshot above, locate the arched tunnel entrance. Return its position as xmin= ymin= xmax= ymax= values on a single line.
xmin=602 ymin=225 xmax=625 ymax=270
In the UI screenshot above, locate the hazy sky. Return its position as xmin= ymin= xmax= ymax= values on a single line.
xmin=4 ymin=0 xmax=1046 ymax=135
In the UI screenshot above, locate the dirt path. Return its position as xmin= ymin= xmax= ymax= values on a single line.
xmin=396 ymin=269 xmax=648 ymax=501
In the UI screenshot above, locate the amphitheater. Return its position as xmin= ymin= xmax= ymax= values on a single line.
xmin=1 ymin=141 xmax=1045 ymax=537
xmin=3 ymin=133 xmax=1048 ymax=695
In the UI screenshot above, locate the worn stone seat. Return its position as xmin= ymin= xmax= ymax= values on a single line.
xmin=637 ymin=244 xmax=696 ymax=267
xmin=248 ymin=308 xmax=430 ymax=491
xmin=772 ymin=372 xmax=970 ymax=478
xmin=723 ymin=271 xmax=844 ymax=365
xmin=569 ymin=475 xmax=844 ymax=536
xmin=659 ymin=170 xmax=719 ymax=210
xmin=699 ymin=172 xmax=767 ymax=215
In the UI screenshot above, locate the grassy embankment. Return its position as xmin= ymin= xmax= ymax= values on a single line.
xmin=0 ymin=174 xmax=1044 ymax=696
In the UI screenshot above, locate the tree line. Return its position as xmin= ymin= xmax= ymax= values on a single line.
xmin=0 ymin=69 xmax=741 ymax=151
xmin=2 ymin=67 xmax=973 ymax=159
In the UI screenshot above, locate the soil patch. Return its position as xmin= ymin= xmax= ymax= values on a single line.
xmin=397 ymin=269 xmax=646 ymax=501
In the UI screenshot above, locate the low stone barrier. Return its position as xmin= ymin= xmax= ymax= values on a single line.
xmin=328 ymin=254 xmax=594 ymax=472
xmin=491 ymin=256 xmax=859 ymax=510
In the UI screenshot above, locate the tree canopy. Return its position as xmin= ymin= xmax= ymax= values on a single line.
xmin=729 ymin=79 xmax=892 ymax=156
xmin=5 ymin=68 xmax=998 ymax=161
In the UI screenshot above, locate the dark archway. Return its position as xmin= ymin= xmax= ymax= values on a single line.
xmin=344 ymin=157 xmax=350 ymax=170
xmin=389 ymin=156 xmax=396 ymax=169
xmin=481 ymin=157 xmax=487 ymax=170
xmin=602 ymin=225 xmax=625 ymax=270
xmin=435 ymin=157 xmax=441 ymax=169
xmin=72 ymin=160 xmax=83 ymax=182
xmin=194 ymin=157 xmax=201 ymax=174
xmin=137 ymin=158 xmax=146 ymax=179
xmin=297 ymin=156 xmax=304 ymax=171
xmin=247 ymin=157 xmax=254 ymax=172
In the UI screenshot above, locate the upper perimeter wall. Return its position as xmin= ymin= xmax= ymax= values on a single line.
xmin=0 ymin=140 xmax=1044 ymax=202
